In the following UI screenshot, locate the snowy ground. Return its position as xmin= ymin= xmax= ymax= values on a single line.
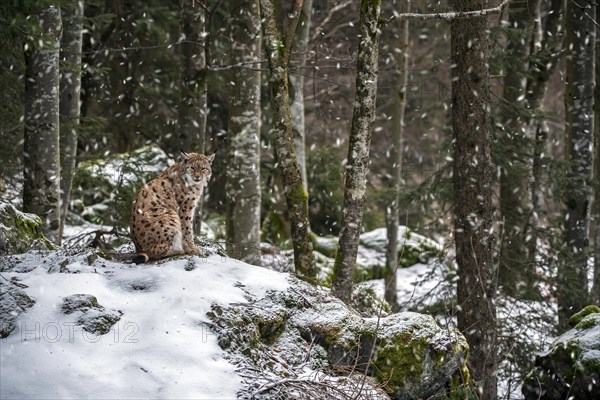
xmin=1 ymin=252 xmax=288 ymax=400
xmin=1 ymin=222 xmax=559 ymax=400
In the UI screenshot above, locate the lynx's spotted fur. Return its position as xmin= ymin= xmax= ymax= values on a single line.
xmin=130 ymin=151 xmax=214 ymax=263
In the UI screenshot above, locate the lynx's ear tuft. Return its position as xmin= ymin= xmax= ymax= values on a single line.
xmin=180 ymin=150 xmax=190 ymax=163
xmin=207 ymin=153 xmax=215 ymax=164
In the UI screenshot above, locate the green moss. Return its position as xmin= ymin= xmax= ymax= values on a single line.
xmin=448 ymin=345 xmax=475 ymax=400
xmin=575 ymin=313 xmax=600 ymax=330
xmin=0 ymin=203 xmax=53 ymax=254
xmin=569 ymin=305 xmax=600 ymax=327
xmin=289 ymin=184 xmax=308 ymax=206
xmin=372 ymin=334 xmax=428 ymax=389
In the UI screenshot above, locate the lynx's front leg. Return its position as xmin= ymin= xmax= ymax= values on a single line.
xmin=179 ymin=196 xmax=206 ymax=256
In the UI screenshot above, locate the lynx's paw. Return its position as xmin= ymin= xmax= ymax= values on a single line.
xmin=185 ymin=245 xmax=208 ymax=257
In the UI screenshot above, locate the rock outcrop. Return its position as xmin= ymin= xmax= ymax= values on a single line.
xmin=522 ymin=306 xmax=600 ymax=400
xmin=61 ymin=293 xmax=122 ymax=335
xmin=209 ymin=277 xmax=471 ymax=399
xmin=0 ymin=202 xmax=53 ymax=256
xmin=0 ymin=280 xmax=36 ymax=338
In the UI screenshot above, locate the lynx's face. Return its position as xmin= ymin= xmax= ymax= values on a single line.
xmin=181 ymin=152 xmax=215 ymax=187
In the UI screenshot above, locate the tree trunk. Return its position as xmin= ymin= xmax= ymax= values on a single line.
xmin=526 ymin=0 xmax=564 ymax=270
xmin=260 ymin=0 xmax=317 ymax=279
xmin=179 ymin=0 xmax=207 ymax=236
xmin=558 ymin=0 xmax=595 ymax=331
xmin=331 ymin=0 xmax=381 ymax=304
xmin=59 ymin=0 xmax=84 ymax=240
xmin=451 ymin=1 xmax=497 ymax=399
xmin=288 ymin=0 xmax=312 ymax=191
xmin=498 ymin=0 xmax=539 ymax=299
xmin=593 ymin=17 xmax=600 ymax=306
xmin=384 ymin=0 xmax=409 ymax=311
xmin=23 ymin=5 xmax=62 ymax=245
xmin=226 ymin=0 xmax=262 ymax=266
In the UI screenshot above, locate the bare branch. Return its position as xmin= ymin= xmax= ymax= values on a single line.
xmin=310 ymin=0 xmax=353 ymax=42
xmin=282 ymin=0 xmax=304 ymax=65
xmin=389 ymin=0 xmax=511 ymax=22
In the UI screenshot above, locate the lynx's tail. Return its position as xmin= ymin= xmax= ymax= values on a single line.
xmin=132 ymin=253 xmax=149 ymax=264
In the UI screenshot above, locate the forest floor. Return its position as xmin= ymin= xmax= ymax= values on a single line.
xmin=0 ymin=223 xmax=558 ymax=399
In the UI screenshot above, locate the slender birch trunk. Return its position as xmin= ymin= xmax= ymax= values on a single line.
xmin=331 ymin=0 xmax=381 ymax=304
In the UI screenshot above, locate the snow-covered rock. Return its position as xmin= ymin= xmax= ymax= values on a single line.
xmin=0 ymin=202 xmax=53 ymax=255
xmin=61 ymin=293 xmax=122 ymax=335
xmin=0 ymin=280 xmax=36 ymax=338
xmin=522 ymin=306 xmax=600 ymax=400
xmin=208 ymin=270 xmax=470 ymax=399
xmin=0 ymin=248 xmax=471 ymax=399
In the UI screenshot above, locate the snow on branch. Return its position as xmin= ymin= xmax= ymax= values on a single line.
xmin=390 ymin=0 xmax=511 ymax=22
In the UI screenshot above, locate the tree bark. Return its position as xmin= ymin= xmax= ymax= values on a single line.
xmin=384 ymin=0 xmax=409 ymax=311
xmin=179 ymin=0 xmax=208 ymax=236
xmin=260 ymin=0 xmax=317 ymax=279
xmin=451 ymin=1 xmax=497 ymax=398
xmin=331 ymin=0 xmax=381 ymax=304
xmin=288 ymin=0 xmax=312 ymax=191
xmin=526 ymin=0 xmax=564 ymax=280
xmin=23 ymin=5 xmax=62 ymax=245
xmin=593 ymin=14 xmax=600 ymax=306
xmin=226 ymin=0 xmax=262 ymax=266
xmin=59 ymin=0 xmax=84 ymax=240
xmin=498 ymin=0 xmax=539 ymax=299
xmin=558 ymin=0 xmax=595 ymax=331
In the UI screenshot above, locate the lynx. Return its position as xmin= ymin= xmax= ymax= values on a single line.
xmin=130 ymin=151 xmax=214 ymax=263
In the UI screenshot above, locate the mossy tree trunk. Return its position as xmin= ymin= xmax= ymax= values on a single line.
xmin=178 ymin=0 xmax=207 ymax=236
xmin=226 ymin=0 xmax=262 ymax=266
xmin=288 ymin=0 xmax=312 ymax=191
xmin=451 ymin=1 xmax=497 ymax=398
xmin=593 ymin=18 xmax=600 ymax=306
xmin=331 ymin=0 xmax=381 ymax=304
xmin=498 ymin=0 xmax=539 ymax=299
xmin=384 ymin=0 xmax=409 ymax=311
xmin=558 ymin=0 xmax=595 ymax=331
xmin=23 ymin=5 xmax=62 ymax=245
xmin=59 ymin=0 xmax=84 ymax=240
xmin=260 ymin=0 xmax=317 ymax=279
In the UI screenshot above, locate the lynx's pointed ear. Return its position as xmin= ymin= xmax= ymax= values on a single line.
xmin=207 ymin=153 xmax=215 ymax=164
xmin=180 ymin=150 xmax=190 ymax=163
